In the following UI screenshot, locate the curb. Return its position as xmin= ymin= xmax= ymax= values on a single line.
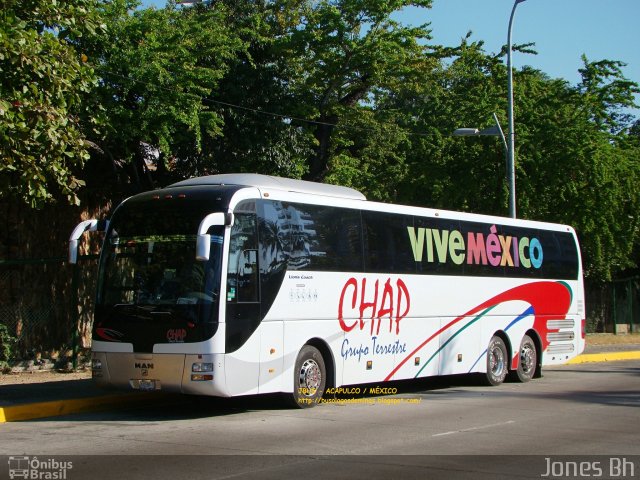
xmin=0 ymin=392 xmax=169 ymax=423
xmin=566 ymin=350 xmax=640 ymax=365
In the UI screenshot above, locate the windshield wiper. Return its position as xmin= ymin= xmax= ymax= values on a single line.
xmin=113 ymin=304 xmax=173 ymax=319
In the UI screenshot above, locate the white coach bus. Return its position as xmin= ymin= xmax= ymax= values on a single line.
xmin=70 ymin=173 xmax=585 ymax=407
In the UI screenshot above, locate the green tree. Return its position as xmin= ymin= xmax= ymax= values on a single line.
xmin=187 ymin=0 xmax=440 ymax=193
xmin=514 ymin=58 xmax=639 ymax=280
xmin=323 ymin=107 xmax=411 ymax=202
xmin=389 ymin=38 xmax=510 ymax=213
xmin=202 ymin=0 xmax=314 ymax=179
xmin=387 ymin=39 xmax=639 ymax=281
xmin=269 ymin=0 xmax=436 ymax=183
xmin=80 ymin=0 xmax=246 ymax=191
xmin=0 ymin=0 xmax=104 ymax=207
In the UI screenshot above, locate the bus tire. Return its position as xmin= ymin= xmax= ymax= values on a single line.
xmin=485 ymin=336 xmax=508 ymax=386
xmin=291 ymin=345 xmax=326 ymax=408
xmin=514 ymin=334 xmax=537 ymax=383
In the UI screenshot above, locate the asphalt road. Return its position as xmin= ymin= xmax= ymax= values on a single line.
xmin=1 ymin=361 xmax=639 ymax=480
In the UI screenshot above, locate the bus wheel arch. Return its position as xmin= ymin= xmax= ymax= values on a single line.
xmin=484 ymin=331 xmax=511 ymax=386
xmin=290 ymin=340 xmax=333 ymax=408
xmin=305 ymin=338 xmax=335 ymax=390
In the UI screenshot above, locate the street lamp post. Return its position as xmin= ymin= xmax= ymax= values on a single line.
xmin=453 ymin=113 xmax=509 ymax=211
xmin=507 ymin=0 xmax=526 ymax=219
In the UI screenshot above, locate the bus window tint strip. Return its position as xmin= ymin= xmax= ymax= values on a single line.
xmin=262 ymin=201 xmax=579 ymax=280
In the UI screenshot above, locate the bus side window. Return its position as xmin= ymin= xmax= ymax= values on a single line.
xmin=227 ymin=207 xmax=260 ymax=303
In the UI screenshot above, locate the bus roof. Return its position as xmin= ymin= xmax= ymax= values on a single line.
xmin=170 ymin=173 xmax=367 ymax=201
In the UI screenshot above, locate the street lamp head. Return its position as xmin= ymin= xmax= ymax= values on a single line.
xmin=453 ymin=126 xmax=502 ymax=137
xmin=478 ymin=126 xmax=502 ymax=136
xmin=453 ymin=128 xmax=480 ymax=136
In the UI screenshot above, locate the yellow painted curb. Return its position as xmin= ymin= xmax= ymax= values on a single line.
xmin=0 ymin=392 xmax=166 ymax=423
xmin=566 ymin=351 xmax=640 ymax=365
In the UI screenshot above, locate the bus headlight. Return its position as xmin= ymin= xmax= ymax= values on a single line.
xmin=192 ymin=362 xmax=213 ymax=372
xmin=92 ymin=359 xmax=103 ymax=378
xmin=191 ymin=362 xmax=213 ymax=381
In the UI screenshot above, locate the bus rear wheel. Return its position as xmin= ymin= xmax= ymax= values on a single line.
xmin=514 ymin=334 xmax=537 ymax=383
xmin=291 ymin=345 xmax=326 ymax=408
xmin=485 ymin=336 xmax=508 ymax=386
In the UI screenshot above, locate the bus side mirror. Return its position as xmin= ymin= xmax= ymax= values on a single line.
xmin=69 ymin=219 xmax=109 ymax=264
xmin=196 ymin=212 xmax=234 ymax=261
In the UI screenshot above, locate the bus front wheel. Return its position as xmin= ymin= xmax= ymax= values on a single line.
xmin=485 ymin=336 xmax=508 ymax=386
xmin=291 ymin=345 xmax=326 ymax=408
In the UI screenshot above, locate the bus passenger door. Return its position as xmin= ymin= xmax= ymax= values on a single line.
xmin=224 ymin=208 xmax=262 ymax=396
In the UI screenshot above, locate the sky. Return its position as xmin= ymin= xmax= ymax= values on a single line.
xmin=406 ymin=0 xmax=639 ymax=92
xmin=143 ymin=0 xmax=639 ymax=116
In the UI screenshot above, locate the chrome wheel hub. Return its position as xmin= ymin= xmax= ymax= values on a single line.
xmin=520 ymin=345 xmax=535 ymax=374
xmin=490 ymin=345 xmax=505 ymax=376
xmin=299 ymin=359 xmax=321 ymax=395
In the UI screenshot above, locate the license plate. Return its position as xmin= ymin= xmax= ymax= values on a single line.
xmin=138 ymin=379 xmax=157 ymax=391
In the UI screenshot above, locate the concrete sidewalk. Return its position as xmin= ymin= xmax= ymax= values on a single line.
xmin=1 ymin=343 xmax=639 ymax=423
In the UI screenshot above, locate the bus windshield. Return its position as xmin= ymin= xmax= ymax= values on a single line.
xmin=94 ymin=191 xmax=228 ymax=350
xmin=102 ymin=234 xmax=222 ymax=308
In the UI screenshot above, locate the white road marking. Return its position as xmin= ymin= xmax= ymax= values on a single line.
xmin=432 ymin=420 xmax=516 ymax=437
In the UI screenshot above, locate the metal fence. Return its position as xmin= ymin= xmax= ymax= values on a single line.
xmin=586 ymin=277 xmax=640 ymax=334
xmin=0 ymin=255 xmax=99 ymax=365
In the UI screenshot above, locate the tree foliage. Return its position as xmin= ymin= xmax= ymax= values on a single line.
xmin=199 ymin=0 xmax=315 ymax=179
xmin=389 ymin=41 xmax=639 ymax=281
xmin=514 ymin=61 xmax=639 ymax=280
xmin=78 ymin=0 xmax=247 ymax=191
xmin=273 ymin=0 xmax=436 ymax=181
xmin=0 ymin=0 xmax=104 ymax=207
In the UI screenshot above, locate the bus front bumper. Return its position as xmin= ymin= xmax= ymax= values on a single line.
xmin=91 ymin=352 xmax=229 ymax=397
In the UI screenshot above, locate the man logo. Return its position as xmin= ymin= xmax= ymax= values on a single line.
xmin=134 ymin=362 xmax=154 ymax=369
